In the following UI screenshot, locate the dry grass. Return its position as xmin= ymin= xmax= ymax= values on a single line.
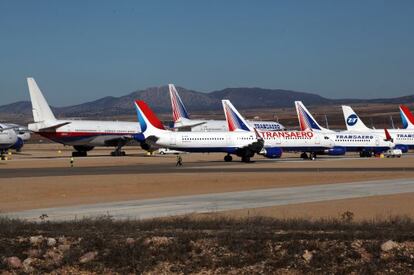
xmin=1 ymin=216 xmax=414 ymax=273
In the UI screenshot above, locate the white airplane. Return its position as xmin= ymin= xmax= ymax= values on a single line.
xmin=27 ymin=78 xmax=141 ymax=157
xmin=342 ymin=105 xmax=414 ymax=152
xmin=399 ymin=104 xmax=414 ymax=130
xmin=1 ymin=123 xmax=31 ymax=151
xmin=222 ymin=100 xmax=334 ymax=160
xmin=295 ymin=101 xmax=395 ymax=157
xmin=0 ymin=123 xmax=18 ymax=158
xmin=169 ymin=84 xmax=284 ymax=132
xmin=134 ymin=100 xmax=264 ymax=162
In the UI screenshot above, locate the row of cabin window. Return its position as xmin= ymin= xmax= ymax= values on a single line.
xmin=183 ymin=137 xmax=225 ymax=141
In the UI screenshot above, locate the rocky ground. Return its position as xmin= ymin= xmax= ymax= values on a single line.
xmin=1 ymin=215 xmax=414 ymax=274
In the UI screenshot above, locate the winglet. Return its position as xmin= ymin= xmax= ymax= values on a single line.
xmin=384 ymin=128 xmax=393 ymax=142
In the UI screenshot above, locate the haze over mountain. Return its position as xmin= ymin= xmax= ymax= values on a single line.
xmin=0 ymin=86 xmax=413 ymax=120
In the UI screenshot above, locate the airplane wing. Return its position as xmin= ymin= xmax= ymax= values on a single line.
xmin=239 ymin=132 xmax=264 ymax=155
xmin=38 ymin=122 xmax=71 ymax=131
xmin=171 ymin=122 xmax=206 ymax=131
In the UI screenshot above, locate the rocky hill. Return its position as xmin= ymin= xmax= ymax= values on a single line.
xmin=0 ymin=86 xmax=412 ymax=119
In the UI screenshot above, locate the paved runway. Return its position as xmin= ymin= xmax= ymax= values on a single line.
xmin=4 ymin=178 xmax=414 ymax=221
xmin=1 ymin=163 xmax=414 ymax=178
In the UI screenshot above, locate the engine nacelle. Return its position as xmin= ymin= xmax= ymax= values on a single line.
xmin=261 ymin=147 xmax=283 ymax=159
xmin=325 ymin=146 xmax=346 ymax=156
xmin=11 ymin=137 xmax=24 ymax=151
xmin=395 ymin=144 xmax=409 ymax=153
xmin=73 ymin=145 xmax=94 ymax=152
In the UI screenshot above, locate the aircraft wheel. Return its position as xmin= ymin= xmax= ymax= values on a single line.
xmin=224 ymin=155 xmax=233 ymax=162
xmin=310 ymin=152 xmax=317 ymax=160
xmin=300 ymin=152 xmax=308 ymax=159
xmin=241 ymin=156 xmax=250 ymax=163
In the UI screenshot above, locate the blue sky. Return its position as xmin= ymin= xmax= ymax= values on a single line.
xmin=1 ymin=1 xmax=413 ymax=106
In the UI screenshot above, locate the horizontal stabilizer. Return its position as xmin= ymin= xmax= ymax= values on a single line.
xmin=171 ymin=121 xmax=206 ymax=131
xmin=38 ymin=122 xmax=71 ymax=131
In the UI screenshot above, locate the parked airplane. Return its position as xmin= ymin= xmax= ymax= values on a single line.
xmin=0 ymin=124 xmax=18 ymax=158
xmin=134 ymin=100 xmax=264 ymax=162
xmin=295 ymin=101 xmax=395 ymax=157
xmin=1 ymin=123 xmax=31 ymax=151
xmin=399 ymin=104 xmax=414 ymax=130
xmin=222 ymin=100 xmax=334 ymax=160
xmin=342 ymin=105 xmax=414 ymax=152
xmin=27 ymin=78 xmax=141 ymax=157
xmin=169 ymin=84 xmax=284 ymax=132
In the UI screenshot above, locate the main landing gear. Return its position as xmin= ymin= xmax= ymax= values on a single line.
xmin=110 ymin=146 xmax=126 ymax=156
xmin=72 ymin=145 xmax=94 ymax=157
xmin=301 ymin=152 xmax=317 ymax=160
xmin=359 ymin=151 xmax=373 ymax=158
xmin=224 ymin=154 xmax=233 ymax=162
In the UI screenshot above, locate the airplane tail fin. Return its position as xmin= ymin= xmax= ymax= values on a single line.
xmin=134 ymin=100 xmax=165 ymax=137
xmin=294 ymin=101 xmax=329 ymax=132
xmin=399 ymin=105 xmax=414 ymax=129
xmin=222 ymin=100 xmax=253 ymax=132
xmin=27 ymin=77 xmax=56 ymax=123
xmin=342 ymin=105 xmax=370 ymax=131
xmin=169 ymin=84 xmax=190 ymax=122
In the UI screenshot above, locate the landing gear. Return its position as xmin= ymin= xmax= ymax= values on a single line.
xmin=110 ymin=141 xmax=127 ymax=156
xmin=359 ymin=151 xmax=373 ymax=158
xmin=241 ymin=156 xmax=251 ymax=163
xmin=301 ymin=152 xmax=317 ymax=160
xmin=224 ymin=154 xmax=233 ymax=162
xmin=110 ymin=148 xmax=126 ymax=156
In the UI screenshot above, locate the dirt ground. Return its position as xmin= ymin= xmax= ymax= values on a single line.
xmin=1 ymin=144 xmax=414 ymax=219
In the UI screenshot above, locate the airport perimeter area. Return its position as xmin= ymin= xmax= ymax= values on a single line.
xmin=2 ymin=143 xmax=414 ymax=221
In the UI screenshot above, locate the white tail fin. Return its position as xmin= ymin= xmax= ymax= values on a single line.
xmin=342 ymin=105 xmax=370 ymax=131
xmin=222 ymin=100 xmax=253 ymax=132
xmin=169 ymin=84 xmax=190 ymax=122
xmin=27 ymin=78 xmax=56 ymax=123
xmin=294 ymin=101 xmax=331 ymax=132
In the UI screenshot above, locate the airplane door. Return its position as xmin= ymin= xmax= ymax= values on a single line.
xmin=375 ymin=136 xmax=380 ymax=146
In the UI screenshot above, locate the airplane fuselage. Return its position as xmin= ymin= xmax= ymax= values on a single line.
xmin=29 ymin=120 xmax=140 ymax=147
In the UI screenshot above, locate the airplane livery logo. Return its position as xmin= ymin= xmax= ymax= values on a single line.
xmin=346 ymin=114 xmax=358 ymax=126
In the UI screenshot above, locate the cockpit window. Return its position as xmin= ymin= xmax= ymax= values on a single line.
xmin=324 ymin=136 xmax=329 ymax=139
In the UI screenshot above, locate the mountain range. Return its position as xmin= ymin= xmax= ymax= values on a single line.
xmin=0 ymin=86 xmax=413 ymax=120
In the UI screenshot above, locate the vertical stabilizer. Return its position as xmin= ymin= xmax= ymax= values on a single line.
xmin=341 ymin=105 xmax=370 ymax=131
xmin=222 ymin=100 xmax=253 ymax=132
xmin=27 ymin=78 xmax=56 ymax=123
xmin=399 ymin=105 xmax=414 ymax=129
xmin=134 ymin=100 xmax=165 ymax=137
xmin=169 ymin=84 xmax=190 ymax=122
xmin=294 ymin=101 xmax=331 ymax=132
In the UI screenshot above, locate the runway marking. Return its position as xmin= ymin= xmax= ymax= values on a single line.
xmin=4 ymin=178 xmax=414 ymax=221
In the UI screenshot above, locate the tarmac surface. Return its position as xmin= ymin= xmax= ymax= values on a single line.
xmin=4 ymin=178 xmax=414 ymax=221
xmin=2 ymin=162 xmax=414 ymax=178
